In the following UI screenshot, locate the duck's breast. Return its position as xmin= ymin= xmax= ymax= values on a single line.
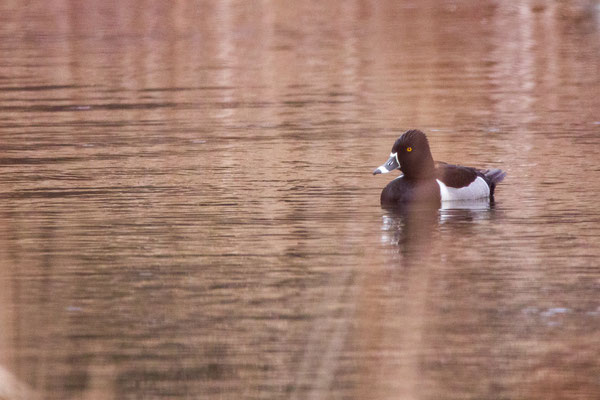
xmin=381 ymin=176 xmax=441 ymax=206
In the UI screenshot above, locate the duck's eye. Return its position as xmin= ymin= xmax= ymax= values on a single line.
xmin=406 ymin=147 xmax=412 ymax=152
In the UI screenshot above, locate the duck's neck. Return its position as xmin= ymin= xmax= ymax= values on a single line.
xmin=404 ymin=156 xmax=436 ymax=180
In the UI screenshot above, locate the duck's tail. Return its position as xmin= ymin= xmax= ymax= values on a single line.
xmin=482 ymin=168 xmax=507 ymax=198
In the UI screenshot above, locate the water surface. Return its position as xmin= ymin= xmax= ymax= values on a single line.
xmin=1 ymin=1 xmax=600 ymax=399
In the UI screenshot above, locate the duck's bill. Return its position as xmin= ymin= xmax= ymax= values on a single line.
xmin=373 ymin=153 xmax=400 ymax=175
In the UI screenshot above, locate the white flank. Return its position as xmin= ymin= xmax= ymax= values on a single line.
xmin=436 ymin=176 xmax=490 ymax=201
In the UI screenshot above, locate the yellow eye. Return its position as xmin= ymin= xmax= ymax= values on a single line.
xmin=406 ymin=147 xmax=412 ymax=152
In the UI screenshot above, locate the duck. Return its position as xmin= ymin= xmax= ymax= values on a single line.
xmin=373 ymin=129 xmax=506 ymax=207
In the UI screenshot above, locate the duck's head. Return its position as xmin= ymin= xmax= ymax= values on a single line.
xmin=373 ymin=129 xmax=434 ymax=178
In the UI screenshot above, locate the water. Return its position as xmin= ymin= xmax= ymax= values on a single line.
xmin=1 ymin=1 xmax=599 ymax=399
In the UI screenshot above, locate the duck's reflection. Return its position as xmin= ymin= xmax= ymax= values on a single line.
xmin=381 ymin=204 xmax=439 ymax=251
xmin=439 ymin=198 xmax=495 ymax=223
xmin=381 ymin=200 xmax=496 ymax=255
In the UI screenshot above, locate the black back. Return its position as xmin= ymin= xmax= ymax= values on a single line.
xmin=434 ymin=162 xmax=479 ymax=188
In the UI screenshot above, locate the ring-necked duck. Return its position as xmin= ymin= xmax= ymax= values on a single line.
xmin=373 ymin=129 xmax=506 ymax=207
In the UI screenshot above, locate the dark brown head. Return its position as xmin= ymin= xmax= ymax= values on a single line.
xmin=373 ymin=129 xmax=435 ymax=179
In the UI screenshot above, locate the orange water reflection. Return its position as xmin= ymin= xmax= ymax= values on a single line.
xmin=1 ymin=1 xmax=599 ymax=399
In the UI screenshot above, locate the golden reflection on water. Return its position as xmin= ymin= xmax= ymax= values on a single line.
xmin=1 ymin=0 xmax=599 ymax=399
